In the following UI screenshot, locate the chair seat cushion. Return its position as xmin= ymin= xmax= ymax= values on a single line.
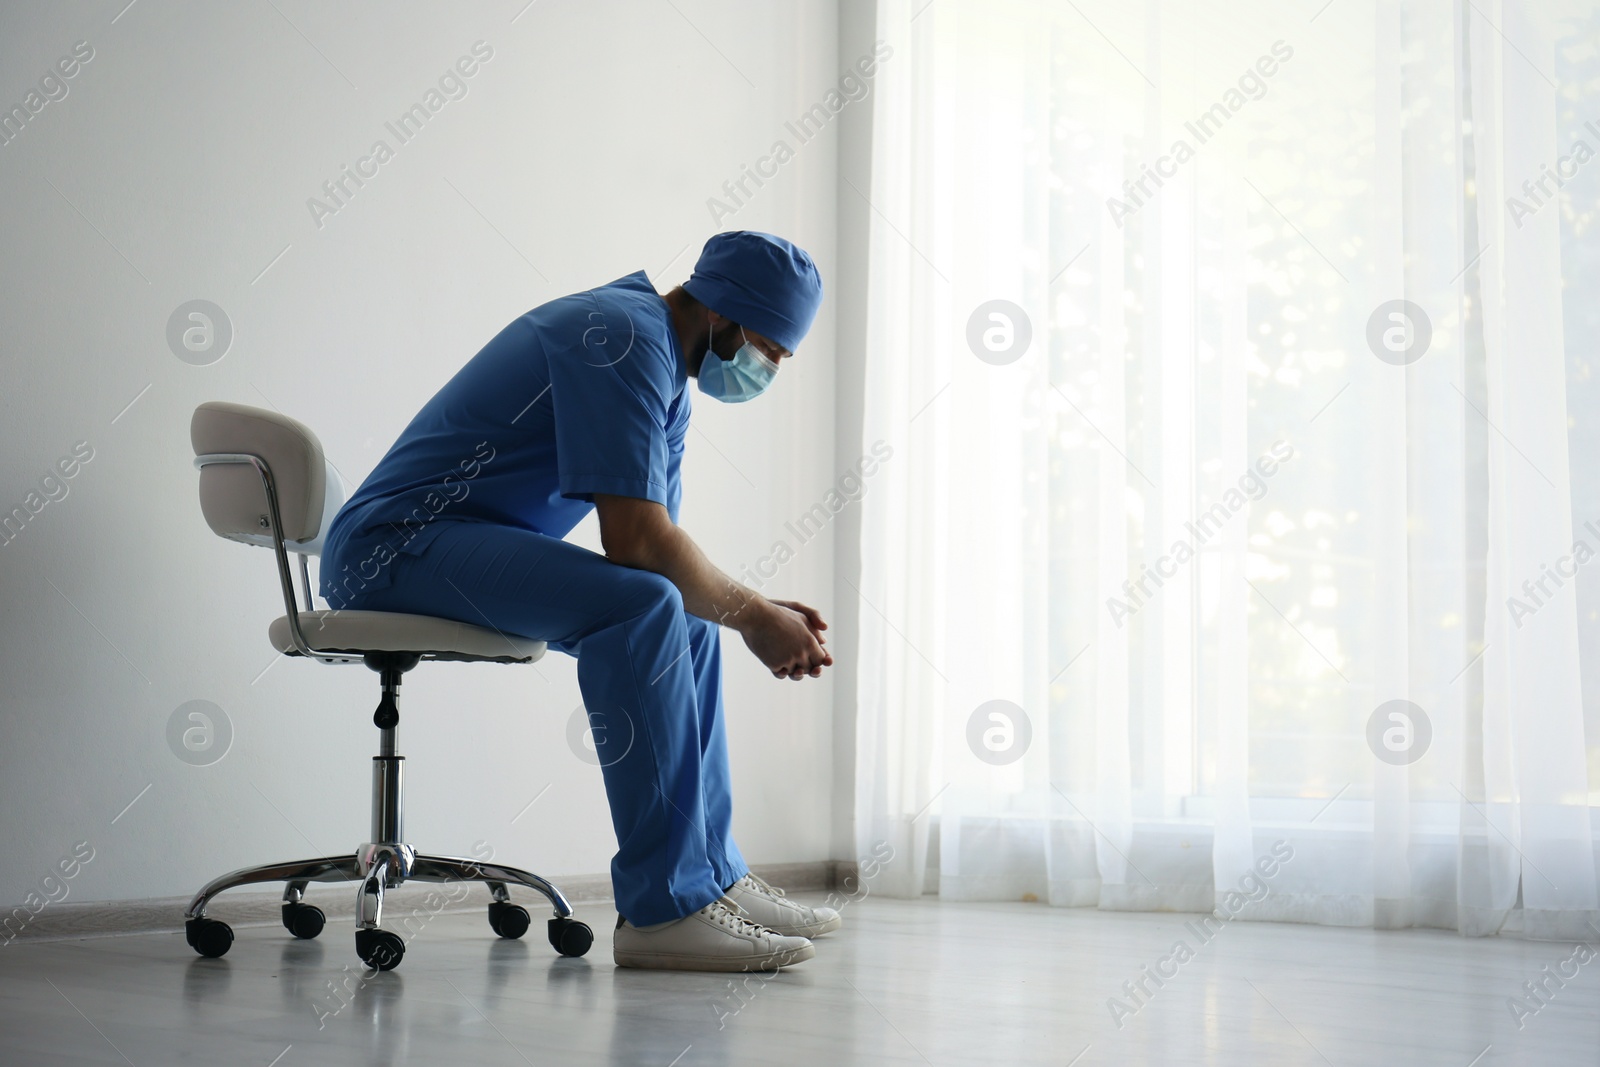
xmin=269 ymin=610 xmax=545 ymax=663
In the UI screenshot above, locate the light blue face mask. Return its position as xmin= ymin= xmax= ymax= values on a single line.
xmin=697 ymin=324 xmax=779 ymax=403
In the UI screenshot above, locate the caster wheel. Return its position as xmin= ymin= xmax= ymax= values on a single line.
xmin=355 ymin=929 xmax=405 ymax=971
xmin=488 ymin=901 xmax=531 ymax=940
xmin=186 ymin=917 xmax=233 ymax=959
xmin=282 ymin=902 xmax=325 ymax=940
xmin=548 ymin=917 xmax=593 ymax=958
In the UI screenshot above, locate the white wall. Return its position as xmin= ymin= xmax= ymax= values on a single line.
xmin=0 ymin=0 xmax=847 ymax=908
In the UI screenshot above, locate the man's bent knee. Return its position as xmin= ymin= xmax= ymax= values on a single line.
xmin=618 ymin=568 xmax=683 ymax=616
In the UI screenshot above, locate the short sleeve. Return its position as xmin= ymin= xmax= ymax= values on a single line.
xmin=547 ymin=301 xmax=676 ymax=506
xmin=664 ymin=389 xmax=690 ymax=523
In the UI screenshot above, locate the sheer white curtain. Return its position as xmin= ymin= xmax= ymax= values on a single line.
xmin=853 ymin=0 xmax=1600 ymax=938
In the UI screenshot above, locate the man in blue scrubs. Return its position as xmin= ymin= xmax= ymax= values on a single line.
xmin=319 ymin=231 xmax=840 ymax=972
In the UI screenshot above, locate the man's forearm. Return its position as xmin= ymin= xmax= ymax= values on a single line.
xmin=592 ymin=494 xmax=829 ymax=679
xmin=612 ymin=524 xmax=770 ymax=631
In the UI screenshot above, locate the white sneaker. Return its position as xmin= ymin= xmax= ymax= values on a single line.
xmin=612 ymin=896 xmax=815 ymax=972
xmin=725 ymin=874 xmax=843 ymax=938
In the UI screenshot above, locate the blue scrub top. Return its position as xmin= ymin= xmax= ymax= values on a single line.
xmin=320 ymin=271 xmax=689 ymax=608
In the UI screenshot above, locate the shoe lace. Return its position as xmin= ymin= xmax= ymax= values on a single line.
xmin=709 ymin=896 xmax=772 ymax=938
xmin=740 ymin=873 xmax=787 ymax=899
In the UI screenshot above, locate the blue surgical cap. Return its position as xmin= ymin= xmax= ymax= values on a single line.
xmin=681 ymin=231 xmax=823 ymax=353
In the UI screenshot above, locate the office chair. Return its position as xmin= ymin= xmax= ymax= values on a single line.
xmin=183 ymin=400 xmax=593 ymax=971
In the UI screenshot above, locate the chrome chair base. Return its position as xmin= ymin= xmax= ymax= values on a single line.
xmin=184 ymin=848 xmax=576 ymax=926
xmin=182 ymin=845 xmax=588 ymax=969
xmin=181 ymin=654 xmax=593 ymax=969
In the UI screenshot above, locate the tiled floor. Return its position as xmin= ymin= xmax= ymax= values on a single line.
xmin=1 ymin=894 xmax=1595 ymax=1065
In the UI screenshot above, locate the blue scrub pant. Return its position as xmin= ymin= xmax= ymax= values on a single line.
xmin=339 ymin=518 xmax=749 ymax=926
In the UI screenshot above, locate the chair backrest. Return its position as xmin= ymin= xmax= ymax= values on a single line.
xmin=190 ymin=401 xmax=346 ymax=556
